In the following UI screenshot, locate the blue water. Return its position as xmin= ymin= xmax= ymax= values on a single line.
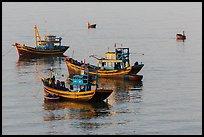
xmin=2 ymin=2 xmax=202 ymax=135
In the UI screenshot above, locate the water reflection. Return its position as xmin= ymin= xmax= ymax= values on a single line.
xmin=97 ymin=78 xmax=143 ymax=104
xmin=176 ymin=39 xmax=186 ymax=46
xmin=176 ymin=39 xmax=185 ymax=43
xmin=16 ymin=57 xmax=65 ymax=81
xmin=42 ymin=101 xmax=112 ymax=121
xmin=98 ymin=78 xmax=143 ymax=92
xmin=16 ymin=56 xmax=64 ymax=68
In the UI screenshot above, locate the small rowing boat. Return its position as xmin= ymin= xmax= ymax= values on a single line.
xmin=176 ymin=31 xmax=186 ymax=40
xmin=88 ymin=22 xmax=96 ymax=29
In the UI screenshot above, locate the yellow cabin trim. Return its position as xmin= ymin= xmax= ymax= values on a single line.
xmin=98 ymin=59 xmax=122 ymax=63
xmin=105 ymin=52 xmax=115 ymax=56
xmin=44 ymin=86 xmax=95 ymax=95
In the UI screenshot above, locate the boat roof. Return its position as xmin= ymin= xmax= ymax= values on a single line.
xmin=46 ymin=35 xmax=56 ymax=37
xmin=105 ymin=52 xmax=115 ymax=54
xmin=98 ymin=59 xmax=122 ymax=63
xmin=116 ymin=47 xmax=129 ymax=50
xmin=70 ymin=74 xmax=93 ymax=86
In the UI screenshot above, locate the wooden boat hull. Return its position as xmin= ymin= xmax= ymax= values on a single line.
xmin=42 ymin=77 xmax=95 ymax=102
xmin=176 ymin=34 xmax=186 ymax=40
xmin=15 ymin=43 xmax=69 ymax=59
xmin=88 ymin=24 xmax=96 ymax=29
xmin=44 ymin=94 xmax=60 ymax=101
xmin=65 ymin=58 xmax=143 ymax=80
xmin=89 ymin=88 xmax=113 ymax=102
xmin=124 ymin=74 xmax=143 ymax=81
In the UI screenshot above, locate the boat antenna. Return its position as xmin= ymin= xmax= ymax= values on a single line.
xmin=72 ymin=50 xmax=74 ymax=58
xmin=44 ymin=19 xmax=47 ymax=36
xmin=95 ymin=64 xmax=99 ymax=89
xmin=114 ymin=43 xmax=117 ymax=49
xmin=80 ymin=59 xmax=86 ymax=75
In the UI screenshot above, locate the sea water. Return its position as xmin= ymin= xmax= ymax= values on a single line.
xmin=2 ymin=2 xmax=202 ymax=135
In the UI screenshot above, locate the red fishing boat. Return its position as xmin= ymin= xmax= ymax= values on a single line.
xmin=14 ymin=25 xmax=69 ymax=59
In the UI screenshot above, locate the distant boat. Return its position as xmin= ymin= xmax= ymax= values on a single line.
xmin=176 ymin=31 xmax=186 ymax=40
xmin=14 ymin=25 xmax=69 ymax=59
xmin=88 ymin=22 xmax=96 ymax=29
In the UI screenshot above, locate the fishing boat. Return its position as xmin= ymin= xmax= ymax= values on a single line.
xmin=41 ymin=68 xmax=113 ymax=102
xmin=97 ymin=77 xmax=143 ymax=92
xmin=41 ymin=74 xmax=96 ymax=102
xmin=43 ymin=101 xmax=111 ymax=120
xmin=64 ymin=45 xmax=144 ymax=80
xmin=88 ymin=22 xmax=96 ymax=29
xmin=68 ymin=69 xmax=113 ymax=102
xmin=14 ymin=25 xmax=69 ymax=59
xmin=176 ymin=31 xmax=186 ymax=40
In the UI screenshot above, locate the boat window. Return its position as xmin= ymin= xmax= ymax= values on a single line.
xmin=83 ymin=80 xmax=88 ymax=84
xmin=73 ymin=85 xmax=80 ymax=92
xmin=81 ymin=85 xmax=85 ymax=91
xmin=70 ymin=85 xmax=73 ymax=90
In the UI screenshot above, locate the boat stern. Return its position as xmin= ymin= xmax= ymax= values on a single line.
xmin=128 ymin=62 xmax=144 ymax=75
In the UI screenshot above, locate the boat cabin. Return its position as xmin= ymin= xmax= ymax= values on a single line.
xmin=97 ymin=47 xmax=130 ymax=70
xmin=37 ymin=35 xmax=63 ymax=50
xmin=34 ymin=25 xmax=64 ymax=50
xmin=69 ymin=74 xmax=96 ymax=92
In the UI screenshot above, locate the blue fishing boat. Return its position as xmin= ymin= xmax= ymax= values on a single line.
xmin=41 ymin=68 xmax=113 ymax=102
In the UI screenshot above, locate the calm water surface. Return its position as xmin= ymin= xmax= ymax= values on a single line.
xmin=2 ymin=2 xmax=202 ymax=135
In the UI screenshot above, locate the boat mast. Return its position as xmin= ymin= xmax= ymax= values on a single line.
xmin=89 ymin=54 xmax=101 ymax=60
xmin=49 ymin=67 xmax=53 ymax=79
xmin=34 ymin=25 xmax=42 ymax=48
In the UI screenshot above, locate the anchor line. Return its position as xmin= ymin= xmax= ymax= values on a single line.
xmin=2 ymin=45 xmax=15 ymax=57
